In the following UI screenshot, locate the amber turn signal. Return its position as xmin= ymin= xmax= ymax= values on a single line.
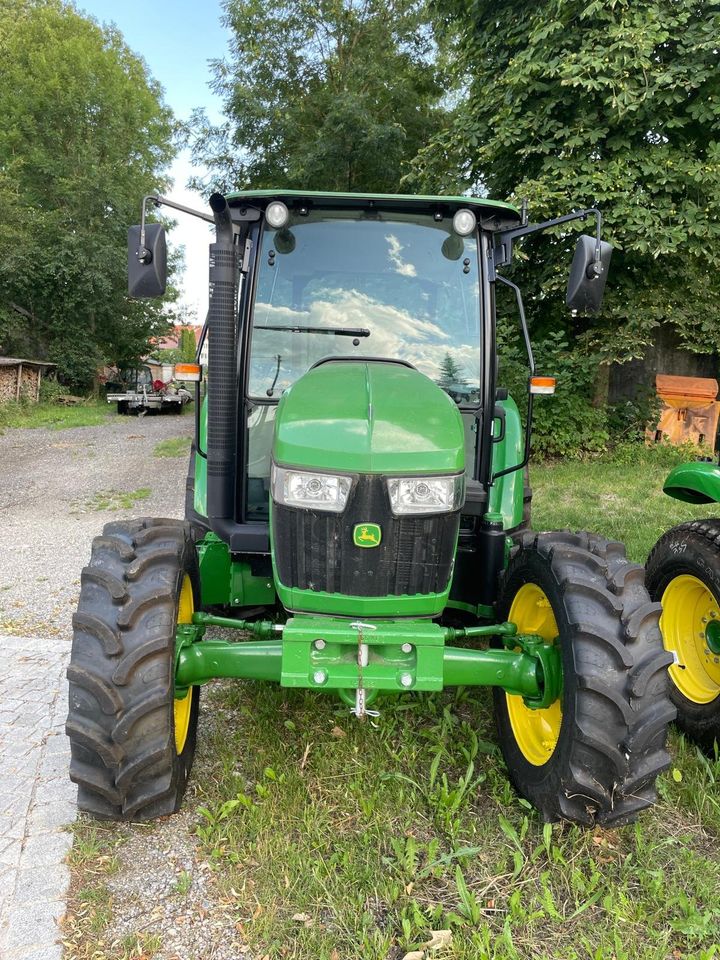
xmin=529 ymin=376 xmax=556 ymax=395
xmin=175 ymin=362 xmax=202 ymax=382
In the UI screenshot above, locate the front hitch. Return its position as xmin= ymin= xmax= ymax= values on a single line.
xmin=174 ymin=614 xmax=561 ymax=713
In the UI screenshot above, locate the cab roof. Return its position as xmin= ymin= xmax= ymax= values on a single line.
xmin=225 ymin=189 xmax=521 ymax=228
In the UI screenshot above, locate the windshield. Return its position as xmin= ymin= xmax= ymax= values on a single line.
xmin=248 ymin=210 xmax=481 ymax=401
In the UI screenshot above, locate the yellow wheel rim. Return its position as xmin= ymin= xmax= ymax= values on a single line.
xmin=506 ymin=583 xmax=562 ymax=766
xmin=174 ymin=575 xmax=195 ymax=754
xmin=661 ymin=574 xmax=720 ymax=705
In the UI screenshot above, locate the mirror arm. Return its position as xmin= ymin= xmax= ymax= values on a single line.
xmin=494 ymin=207 xmax=603 ymax=268
xmin=491 ymin=274 xmax=534 ymax=482
xmin=137 ymin=193 xmax=218 ymax=262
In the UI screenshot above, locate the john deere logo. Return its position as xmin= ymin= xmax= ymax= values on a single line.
xmin=353 ymin=523 xmax=382 ymax=548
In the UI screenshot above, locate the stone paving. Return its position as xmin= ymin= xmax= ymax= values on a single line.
xmin=0 ymin=415 xmax=189 ymax=959
xmin=0 ymin=637 xmax=74 ymax=960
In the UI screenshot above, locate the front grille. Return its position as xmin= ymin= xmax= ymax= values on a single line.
xmin=272 ymin=474 xmax=460 ymax=597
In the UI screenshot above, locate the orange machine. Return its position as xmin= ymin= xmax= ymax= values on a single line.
xmin=650 ymin=374 xmax=720 ymax=446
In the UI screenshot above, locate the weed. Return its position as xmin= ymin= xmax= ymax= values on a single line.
xmin=172 ymin=869 xmax=193 ymax=896
xmin=76 ymin=884 xmax=112 ymax=935
xmin=0 ymin=399 xmax=110 ymax=433
xmin=153 ymin=435 xmax=192 ymax=458
xmin=118 ymin=932 xmax=163 ymax=958
xmin=84 ymin=487 xmax=151 ymax=512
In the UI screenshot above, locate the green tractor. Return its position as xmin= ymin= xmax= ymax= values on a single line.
xmin=647 ymin=459 xmax=720 ymax=749
xmin=66 ymin=189 xmax=673 ymax=825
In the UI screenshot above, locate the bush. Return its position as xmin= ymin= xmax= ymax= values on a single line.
xmin=38 ymin=376 xmax=66 ymax=403
xmin=49 ymin=339 xmax=102 ymax=393
xmin=498 ymin=326 xmax=609 ymax=459
xmin=607 ymin=385 xmax=662 ymax=444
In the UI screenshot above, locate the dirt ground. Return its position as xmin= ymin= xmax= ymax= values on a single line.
xmin=0 ymin=412 xmax=192 ymax=636
xmin=0 ymin=411 xmax=194 ymax=959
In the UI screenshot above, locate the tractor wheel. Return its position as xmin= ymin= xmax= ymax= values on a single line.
xmin=494 ymin=530 xmax=674 ymax=825
xmin=116 ymin=401 xmax=128 ymax=415
xmin=646 ymin=519 xmax=720 ymax=749
xmin=66 ymin=518 xmax=200 ymax=820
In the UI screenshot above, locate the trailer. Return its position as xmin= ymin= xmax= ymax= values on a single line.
xmin=106 ymin=363 xmax=191 ymax=414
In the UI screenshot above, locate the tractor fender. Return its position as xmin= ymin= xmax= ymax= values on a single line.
xmin=663 ymin=460 xmax=720 ymax=505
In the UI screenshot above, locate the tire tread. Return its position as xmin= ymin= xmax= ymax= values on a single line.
xmin=66 ymin=518 xmax=198 ymax=821
xmin=496 ymin=529 xmax=673 ymax=825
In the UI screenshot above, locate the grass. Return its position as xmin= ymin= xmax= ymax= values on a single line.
xmin=172 ymin=869 xmax=193 ymax=895
xmin=153 ymin=435 xmax=192 ymax=458
xmin=65 ymin=443 xmax=720 ymax=960
xmin=63 ymin=826 xmax=124 ymax=958
xmin=63 ymin=824 xmax=165 ymax=960
xmin=531 ymin=441 xmax=719 ymax=562
xmin=0 ymin=399 xmax=111 ymax=432
xmin=84 ymin=487 xmax=152 ymax=511
xmin=182 ymin=685 xmax=720 ymax=960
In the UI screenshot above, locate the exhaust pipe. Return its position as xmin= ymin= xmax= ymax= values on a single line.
xmin=206 ymin=193 xmax=238 ymax=523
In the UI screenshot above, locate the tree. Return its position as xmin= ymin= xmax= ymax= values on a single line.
xmin=189 ymin=0 xmax=447 ymax=194
xmin=437 ymin=352 xmax=467 ymax=389
xmin=178 ymin=327 xmax=198 ymax=362
xmin=0 ymin=0 xmax=177 ymax=389
xmin=414 ymin=1 xmax=720 ymax=375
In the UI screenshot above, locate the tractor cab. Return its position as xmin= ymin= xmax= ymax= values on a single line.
xmin=238 ymin=193 xmax=512 ymax=526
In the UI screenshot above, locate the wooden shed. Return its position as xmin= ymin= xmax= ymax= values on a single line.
xmin=0 ymin=357 xmax=56 ymax=403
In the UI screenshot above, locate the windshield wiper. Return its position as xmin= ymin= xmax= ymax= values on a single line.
xmin=254 ymin=324 xmax=370 ymax=338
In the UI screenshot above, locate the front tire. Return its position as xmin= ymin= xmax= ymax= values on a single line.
xmin=494 ymin=531 xmax=674 ymax=825
xmin=66 ymin=518 xmax=200 ymax=820
xmin=646 ymin=519 xmax=720 ymax=749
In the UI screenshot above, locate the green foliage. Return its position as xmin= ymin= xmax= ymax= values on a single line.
xmin=178 ymin=327 xmax=197 ymax=362
xmin=500 ymin=327 xmax=609 ymax=458
xmin=38 ymin=376 xmax=65 ymax=403
xmin=84 ymin=488 xmax=152 ymax=512
xmin=415 ymin=0 xmax=720 ymax=366
xmin=190 ymin=0 xmax=446 ymax=193
xmin=75 ymin=671 xmax=720 ymax=958
xmin=0 ymin=0 xmax=178 ymax=389
xmin=607 ymin=385 xmax=662 ymax=444
xmin=0 ymin=400 xmax=109 ymax=433
xmin=153 ymin=436 xmax=192 ymax=458
xmin=47 ymin=337 xmax=103 ymax=393
xmin=153 ymin=347 xmax=183 ymax=364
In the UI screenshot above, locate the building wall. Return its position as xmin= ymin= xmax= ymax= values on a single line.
xmin=609 ymin=325 xmax=718 ymax=404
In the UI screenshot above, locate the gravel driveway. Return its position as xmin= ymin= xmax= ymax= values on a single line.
xmin=0 ymin=412 xmax=191 ymax=959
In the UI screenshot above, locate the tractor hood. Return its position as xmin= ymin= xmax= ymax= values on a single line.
xmin=273 ymin=360 xmax=464 ymax=474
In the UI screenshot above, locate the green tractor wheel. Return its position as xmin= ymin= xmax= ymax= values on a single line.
xmin=66 ymin=518 xmax=200 ymax=820
xmin=494 ymin=531 xmax=674 ymax=824
xmin=646 ymin=519 xmax=720 ymax=749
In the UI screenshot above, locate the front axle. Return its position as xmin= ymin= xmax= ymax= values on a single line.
xmin=174 ymin=613 xmax=561 ymax=712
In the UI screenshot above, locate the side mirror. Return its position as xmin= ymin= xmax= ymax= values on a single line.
xmin=566 ymin=234 xmax=613 ymax=313
xmin=128 ymin=223 xmax=167 ymax=298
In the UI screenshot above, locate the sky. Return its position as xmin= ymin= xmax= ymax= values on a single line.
xmin=77 ymin=0 xmax=230 ymax=322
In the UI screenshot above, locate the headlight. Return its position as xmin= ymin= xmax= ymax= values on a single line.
xmin=272 ymin=465 xmax=352 ymax=513
xmin=452 ymin=208 xmax=477 ymax=237
xmin=266 ymin=200 xmax=290 ymax=229
xmin=387 ymin=474 xmax=465 ymax=516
